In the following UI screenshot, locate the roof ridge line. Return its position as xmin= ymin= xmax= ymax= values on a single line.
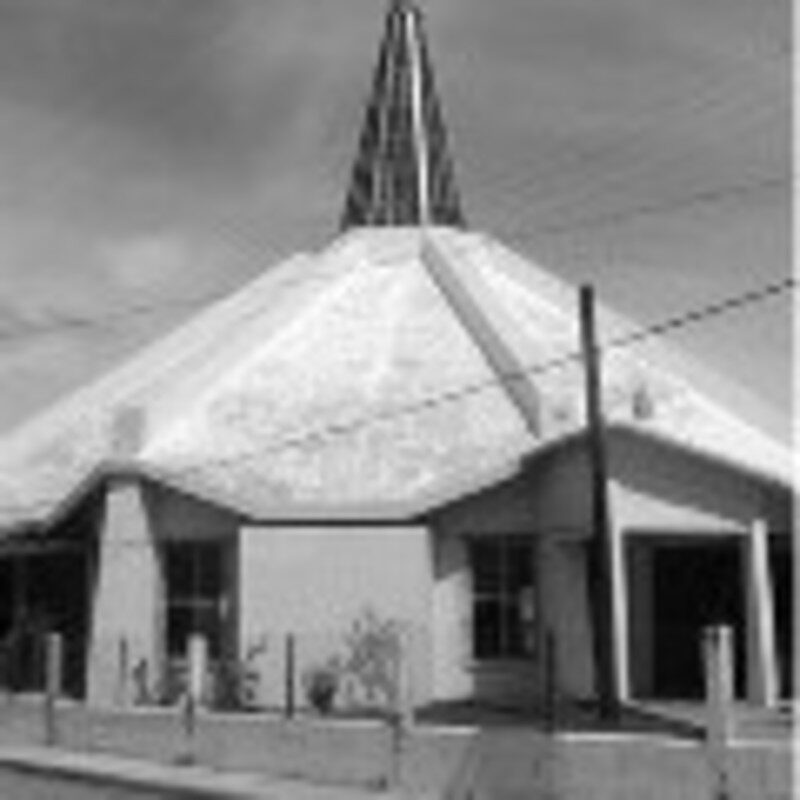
xmin=420 ymin=234 xmax=541 ymax=436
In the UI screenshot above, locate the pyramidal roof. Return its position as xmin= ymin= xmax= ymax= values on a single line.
xmin=0 ymin=227 xmax=790 ymax=528
xmin=340 ymin=0 xmax=464 ymax=228
xmin=0 ymin=3 xmax=791 ymax=530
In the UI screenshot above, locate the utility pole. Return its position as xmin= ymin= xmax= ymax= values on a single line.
xmin=579 ymin=284 xmax=619 ymax=720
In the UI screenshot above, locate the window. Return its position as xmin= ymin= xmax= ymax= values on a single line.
xmin=470 ymin=538 xmax=537 ymax=659
xmin=164 ymin=542 xmax=225 ymax=660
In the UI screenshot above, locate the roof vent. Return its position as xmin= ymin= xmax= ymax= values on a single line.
xmin=110 ymin=405 xmax=146 ymax=460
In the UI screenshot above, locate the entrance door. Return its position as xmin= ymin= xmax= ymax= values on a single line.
xmin=162 ymin=541 xmax=230 ymax=702
xmin=0 ymin=550 xmax=90 ymax=698
xmin=652 ymin=540 xmax=745 ymax=699
xmin=769 ymin=536 xmax=792 ymax=699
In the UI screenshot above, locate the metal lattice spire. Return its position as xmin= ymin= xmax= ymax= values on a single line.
xmin=340 ymin=0 xmax=465 ymax=229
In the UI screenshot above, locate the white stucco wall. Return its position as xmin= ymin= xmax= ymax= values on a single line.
xmin=608 ymin=430 xmax=790 ymax=533
xmin=539 ymin=538 xmax=594 ymax=698
xmin=238 ymin=524 xmax=433 ymax=709
xmin=431 ymin=459 xmax=596 ymax=703
xmin=431 ymin=533 xmax=471 ymax=699
xmin=607 ymin=430 xmax=792 ymax=702
xmin=430 ymin=530 xmax=595 ymax=703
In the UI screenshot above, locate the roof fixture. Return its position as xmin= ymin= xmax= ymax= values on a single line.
xmin=340 ymin=0 xmax=465 ymax=229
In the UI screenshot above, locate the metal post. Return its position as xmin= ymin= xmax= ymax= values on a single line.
xmin=285 ymin=633 xmax=296 ymax=719
xmin=11 ymin=556 xmax=26 ymax=693
xmin=116 ymin=636 xmax=129 ymax=708
xmin=579 ymin=285 xmax=619 ymax=720
xmin=704 ymin=625 xmax=734 ymax=799
xmin=544 ymin=629 xmax=558 ymax=732
xmin=44 ymin=632 xmax=63 ymax=746
xmin=387 ymin=625 xmax=415 ymax=789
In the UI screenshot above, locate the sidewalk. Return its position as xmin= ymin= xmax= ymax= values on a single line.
xmin=0 ymin=745 xmax=406 ymax=800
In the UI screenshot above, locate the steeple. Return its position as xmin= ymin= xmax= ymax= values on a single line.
xmin=340 ymin=0 xmax=465 ymax=229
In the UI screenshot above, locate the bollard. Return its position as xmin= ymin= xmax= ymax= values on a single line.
xmin=177 ymin=634 xmax=208 ymax=765
xmin=703 ymin=625 xmax=734 ymax=800
xmin=187 ymin=634 xmax=208 ymax=706
xmin=43 ymin=632 xmax=63 ymax=747
xmin=284 ymin=633 xmax=296 ymax=719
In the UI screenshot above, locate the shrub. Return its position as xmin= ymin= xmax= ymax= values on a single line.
xmin=339 ymin=608 xmax=402 ymax=710
xmin=303 ymin=662 xmax=339 ymax=714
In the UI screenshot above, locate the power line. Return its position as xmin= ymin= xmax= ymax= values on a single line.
xmin=0 ymin=290 xmax=231 ymax=344
xmin=169 ymin=273 xmax=795 ymax=472
xmin=0 ymin=168 xmax=787 ymax=348
xmin=607 ymin=277 xmax=794 ymax=349
xmin=502 ymin=173 xmax=788 ymax=239
xmin=0 ymin=3 xmax=322 ymax=284
xmin=465 ymin=57 xmax=785 ymax=214
xmin=0 ymin=244 xmax=351 ymax=346
xmin=453 ymin=13 xmax=788 ymax=217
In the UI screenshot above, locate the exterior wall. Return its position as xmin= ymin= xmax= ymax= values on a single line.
xmin=431 ymin=532 xmax=471 ymax=699
xmin=433 ymin=452 xmax=593 ymax=538
xmin=608 ymin=430 xmax=789 ymax=533
xmin=430 ymin=530 xmax=595 ymax=703
xmin=606 ymin=430 xmax=792 ymax=703
xmin=538 ymin=538 xmax=594 ymax=697
xmin=82 ymin=428 xmax=790 ymax=708
xmin=145 ymin=483 xmax=240 ymax=543
xmin=430 ymin=464 xmax=596 ymax=703
xmin=238 ymin=525 xmax=433 ymax=709
xmin=87 ymin=479 xmax=241 ymax=706
xmin=87 ymin=478 xmax=160 ymax=707
xmin=430 ymin=430 xmax=791 ymax=706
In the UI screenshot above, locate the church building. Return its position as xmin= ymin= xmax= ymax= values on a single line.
xmin=0 ymin=0 xmax=792 ymax=710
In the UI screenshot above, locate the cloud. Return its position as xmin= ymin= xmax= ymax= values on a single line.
xmin=0 ymin=0 xmax=789 ymax=435
xmin=100 ymin=235 xmax=192 ymax=292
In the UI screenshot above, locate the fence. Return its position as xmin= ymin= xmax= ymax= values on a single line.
xmin=0 ymin=623 xmax=791 ymax=798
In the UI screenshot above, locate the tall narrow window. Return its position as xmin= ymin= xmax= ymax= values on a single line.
xmin=470 ymin=538 xmax=537 ymax=659
xmin=164 ymin=542 xmax=225 ymax=660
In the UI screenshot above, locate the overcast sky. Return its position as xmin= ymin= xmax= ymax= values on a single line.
xmin=0 ymin=0 xmax=790 ymax=437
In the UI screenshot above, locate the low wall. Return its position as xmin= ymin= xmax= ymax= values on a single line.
xmin=0 ymin=698 xmax=791 ymax=799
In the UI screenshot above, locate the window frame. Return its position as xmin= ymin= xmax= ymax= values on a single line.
xmin=162 ymin=540 xmax=227 ymax=661
xmin=468 ymin=535 xmax=539 ymax=662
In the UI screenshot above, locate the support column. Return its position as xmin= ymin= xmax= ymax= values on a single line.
xmin=744 ymin=519 xmax=778 ymax=706
xmin=87 ymin=477 xmax=161 ymax=707
xmin=610 ymin=524 xmax=630 ymax=702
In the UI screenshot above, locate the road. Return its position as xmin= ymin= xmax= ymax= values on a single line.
xmin=0 ymin=768 xmax=206 ymax=799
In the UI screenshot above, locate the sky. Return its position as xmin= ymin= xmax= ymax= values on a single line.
xmin=0 ymin=0 xmax=791 ymax=438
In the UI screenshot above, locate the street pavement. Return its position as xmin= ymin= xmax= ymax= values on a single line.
xmin=0 ymin=746 xmax=405 ymax=800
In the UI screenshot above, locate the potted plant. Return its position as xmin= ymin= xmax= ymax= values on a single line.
xmin=303 ymin=662 xmax=339 ymax=715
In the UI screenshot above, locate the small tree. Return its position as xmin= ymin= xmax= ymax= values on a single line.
xmin=339 ymin=608 xmax=403 ymax=710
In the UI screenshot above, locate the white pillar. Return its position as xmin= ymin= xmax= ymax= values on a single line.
xmin=744 ymin=519 xmax=778 ymax=706
xmin=87 ymin=478 xmax=161 ymax=707
xmin=187 ymin=634 xmax=209 ymax=707
xmin=703 ymin=625 xmax=734 ymax=797
xmin=610 ymin=525 xmax=630 ymax=701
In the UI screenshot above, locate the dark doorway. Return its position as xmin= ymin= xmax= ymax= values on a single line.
xmin=652 ymin=539 xmax=745 ymax=699
xmin=769 ymin=535 xmax=793 ymax=699
xmin=0 ymin=548 xmax=91 ymax=698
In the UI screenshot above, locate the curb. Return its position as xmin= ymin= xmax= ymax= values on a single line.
xmin=0 ymin=746 xmax=397 ymax=799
